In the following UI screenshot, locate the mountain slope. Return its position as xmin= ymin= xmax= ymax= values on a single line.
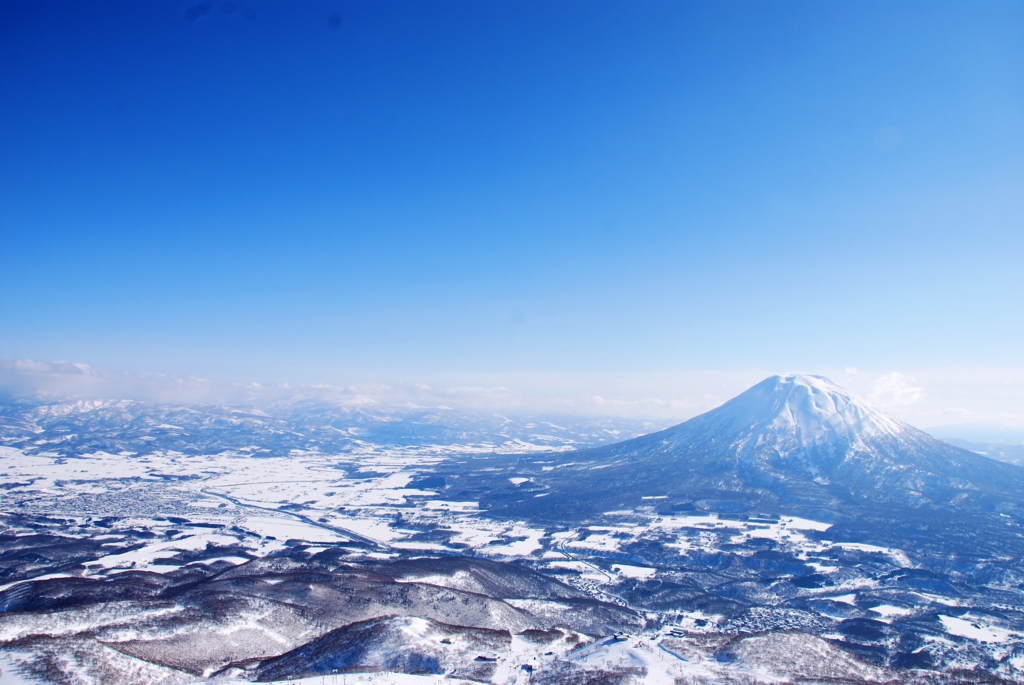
xmin=465 ymin=375 xmax=1024 ymax=550
xmin=598 ymin=374 xmax=1024 ymax=508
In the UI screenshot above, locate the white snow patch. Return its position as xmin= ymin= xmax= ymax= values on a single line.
xmin=613 ymin=564 xmax=656 ymax=579
xmin=940 ymin=614 xmax=1021 ymax=643
xmin=424 ymin=500 xmax=479 ymax=511
xmin=871 ymin=605 xmax=913 ymax=622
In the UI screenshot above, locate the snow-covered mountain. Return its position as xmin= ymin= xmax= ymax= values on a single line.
xmin=662 ymin=374 xmax=911 ymax=462
xmin=469 ymin=375 xmax=1024 ymax=551
xmin=639 ymin=374 xmax=1016 ymax=499
xmin=0 ymin=396 xmax=659 ymax=458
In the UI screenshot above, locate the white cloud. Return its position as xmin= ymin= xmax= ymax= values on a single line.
xmin=0 ymin=359 xmax=220 ymax=404
xmin=0 ymin=358 xmax=764 ymax=420
xmin=869 ymin=372 xmax=925 ymax=407
xmin=823 ymin=366 xmax=1024 ymax=433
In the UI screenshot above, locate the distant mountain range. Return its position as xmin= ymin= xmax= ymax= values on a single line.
xmin=0 ymin=396 xmax=660 ymax=457
xmin=942 ymin=438 xmax=1024 ymax=468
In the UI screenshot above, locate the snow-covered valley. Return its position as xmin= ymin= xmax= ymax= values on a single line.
xmin=3 ymin=377 xmax=1024 ymax=684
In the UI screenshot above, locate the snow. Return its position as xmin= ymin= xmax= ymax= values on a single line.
xmin=545 ymin=561 xmax=607 ymax=581
xmin=424 ymin=500 xmax=479 ymax=511
xmin=2 ymin=437 xmax=923 ymax=616
xmin=940 ymin=614 xmax=1022 ymax=643
xmin=88 ymin=532 xmax=244 ymax=571
xmin=0 ymin=573 xmax=76 ymax=593
xmin=192 ymin=674 xmax=455 ymax=685
xmin=830 ymin=542 xmax=913 ymax=567
xmin=785 ymin=516 xmax=833 ymax=532
xmin=917 ymin=592 xmax=960 ymax=606
xmin=566 ymin=532 xmax=622 ymax=553
xmin=612 ymin=564 xmax=656 ymax=579
xmin=871 ymin=605 xmax=913 ymax=622
xmin=192 ymin=555 xmax=251 ymax=566
xmin=724 ymin=374 xmax=907 ymax=447
xmin=668 ymin=611 xmax=724 ymax=633
xmin=0 ymin=653 xmax=42 ymax=685
xmin=319 ymin=515 xmax=406 ymax=543
xmin=656 ymin=374 xmax=926 ymax=475
xmin=479 ymin=526 xmax=545 ymax=557
xmin=233 ymin=516 xmax=351 ymax=544
xmin=4 ymin=379 xmax=1020 ymax=684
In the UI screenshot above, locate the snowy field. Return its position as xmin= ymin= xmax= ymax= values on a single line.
xmin=2 ymin=444 xmax=906 ymax=586
xmin=4 ymin=441 xmax=1024 ymax=683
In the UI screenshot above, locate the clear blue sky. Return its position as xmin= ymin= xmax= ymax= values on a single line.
xmin=1 ymin=0 xmax=1022 ymax=390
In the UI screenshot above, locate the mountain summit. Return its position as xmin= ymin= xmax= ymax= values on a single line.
xmin=649 ymin=374 xmax=950 ymax=485
xmin=683 ymin=373 xmax=906 ymax=452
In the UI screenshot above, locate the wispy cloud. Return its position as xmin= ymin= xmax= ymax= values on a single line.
xmin=0 ymin=359 xmax=224 ymax=404
xmin=869 ymin=372 xmax=925 ymax=407
xmin=0 ymin=359 xmax=630 ymax=414
xmin=0 ymin=359 xmax=760 ymax=419
xmin=828 ymin=366 xmax=1024 ymax=433
xmin=0 ymin=359 xmax=391 ymax=408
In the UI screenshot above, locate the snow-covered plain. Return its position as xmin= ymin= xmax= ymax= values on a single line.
xmin=0 ymin=444 xmax=915 ymax=588
xmin=5 ymin=441 xmax=1017 ymax=678
xmin=5 ymin=379 xmax=1024 ymax=684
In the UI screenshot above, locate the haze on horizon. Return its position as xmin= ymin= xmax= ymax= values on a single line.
xmin=2 ymin=1 xmax=1022 ymax=432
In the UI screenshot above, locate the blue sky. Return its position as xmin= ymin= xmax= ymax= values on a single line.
xmin=1 ymin=1 xmax=1022 ymax=422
